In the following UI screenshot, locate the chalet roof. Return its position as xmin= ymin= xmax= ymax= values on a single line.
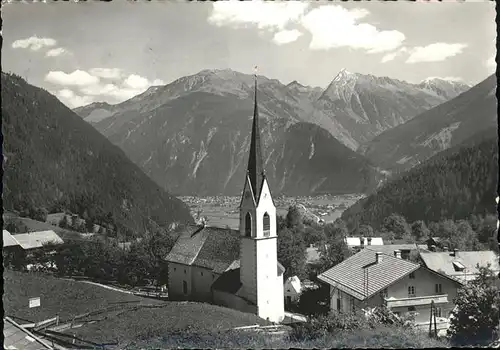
xmin=285 ymin=276 xmax=302 ymax=293
xmin=365 ymin=244 xmax=419 ymax=255
xmin=3 ymin=230 xmax=20 ymax=248
xmin=3 ymin=317 xmax=53 ymax=349
xmin=12 ymin=231 xmax=63 ymax=250
xmin=165 ymin=225 xmax=241 ymax=274
xmin=419 ymin=250 xmax=499 ymax=284
xmin=318 ymin=249 xmax=419 ymax=301
xmin=345 ymin=237 xmax=384 ymax=247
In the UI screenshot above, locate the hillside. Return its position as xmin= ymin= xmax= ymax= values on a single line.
xmin=361 ymin=74 xmax=497 ymax=172
xmin=1 ymin=72 xmax=193 ymax=236
xmin=76 ymin=68 xmax=467 ymax=152
xmin=341 ymin=129 xmax=498 ymax=229
xmin=88 ymin=87 xmax=382 ymax=196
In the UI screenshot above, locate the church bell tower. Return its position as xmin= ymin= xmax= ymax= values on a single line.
xmin=238 ymin=68 xmax=284 ymax=323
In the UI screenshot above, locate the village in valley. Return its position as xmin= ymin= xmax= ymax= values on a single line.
xmin=2 ymin=1 xmax=499 ymax=349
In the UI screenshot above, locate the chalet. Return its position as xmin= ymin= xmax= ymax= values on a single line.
xmin=419 ymin=249 xmax=499 ymax=284
xmin=365 ymin=244 xmax=420 ymax=261
xmin=284 ymin=276 xmax=302 ymax=306
xmin=345 ymin=237 xmax=384 ymax=252
xmin=318 ymin=248 xmax=462 ymax=327
xmin=165 ymin=72 xmax=286 ymax=323
xmin=11 ymin=231 xmax=64 ymax=250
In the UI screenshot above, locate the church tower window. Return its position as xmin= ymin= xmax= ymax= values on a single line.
xmin=245 ymin=212 xmax=252 ymax=237
xmin=263 ymin=212 xmax=270 ymax=236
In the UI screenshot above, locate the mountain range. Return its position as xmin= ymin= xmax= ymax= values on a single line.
xmin=1 ymin=72 xmax=193 ymax=235
xmin=75 ymin=69 xmax=469 ymax=150
xmin=73 ymin=69 xmax=470 ymax=196
xmin=361 ymin=74 xmax=497 ymax=172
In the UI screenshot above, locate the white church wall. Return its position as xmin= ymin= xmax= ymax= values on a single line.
xmin=191 ymin=265 xmax=217 ymax=302
xmin=213 ymin=289 xmax=257 ymax=315
xmin=168 ymin=262 xmax=192 ymax=301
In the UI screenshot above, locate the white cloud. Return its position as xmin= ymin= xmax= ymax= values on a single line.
xmin=424 ymin=76 xmax=464 ymax=82
xmin=12 ymin=36 xmax=57 ymax=51
xmin=273 ymin=29 xmax=303 ymax=45
xmin=381 ymin=47 xmax=408 ymax=63
xmin=208 ymin=1 xmax=310 ymax=31
xmin=45 ymin=47 xmax=69 ymax=57
xmin=48 ymin=69 xmax=165 ymax=105
xmin=486 ymin=54 xmax=496 ymax=71
xmin=45 ymin=70 xmax=100 ymax=86
xmin=123 ymin=74 xmax=151 ymax=89
xmin=406 ymin=43 xmax=467 ymax=64
xmin=300 ymin=5 xmax=405 ymax=53
xmin=89 ymin=68 xmax=123 ymax=80
xmin=80 ymin=83 xmax=141 ymax=101
xmin=152 ymin=79 xmax=165 ymax=86
xmin=56 ymin=89 xmax=94 ymax=108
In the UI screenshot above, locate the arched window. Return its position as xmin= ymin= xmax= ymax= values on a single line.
xmin=245 ymin=212 xmax=252 ymax=237
xmin=263 ymin=212 xmax=270 ymax=237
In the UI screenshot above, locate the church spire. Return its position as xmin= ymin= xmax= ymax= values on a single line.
xmin=247 ymin=66 xmax=265 ymax=202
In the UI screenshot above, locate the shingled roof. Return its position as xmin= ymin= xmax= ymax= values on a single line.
xmin=165 ymin=225 xmax=241 ymax=274
xmin=420 ymin=250 xmax=499 ymax=284
xmin=318 ymin=249 xmax=420 ymax=301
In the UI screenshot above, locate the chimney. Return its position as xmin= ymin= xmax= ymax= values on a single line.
xmin=360 ymin=237 xmax=365 ymax=248
xmin=394 ymin=250 xmax=402 ymax=259
xmin=430 ymin=245 xmax=436 ymax=252
xmin=376 ymin=252 xmax=383 ymax=263
xmin=450 ymin=249 xmax=458 ymax=257
xmin=367 ymin=237 xmax=372 ymax=246
xmin=443 ymin=246 xmax=449 ymax=252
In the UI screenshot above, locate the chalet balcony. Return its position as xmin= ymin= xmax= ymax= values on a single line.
xmin=384 ymin=294 xmax=449 ymax=308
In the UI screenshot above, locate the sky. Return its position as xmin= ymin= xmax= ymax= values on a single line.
xmin=2 ymin=0 xmax=496 ymax=108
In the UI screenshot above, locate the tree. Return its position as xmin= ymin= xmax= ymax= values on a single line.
xmin=318 ymin=236 xmax=351 ymax=273
xmin=277 ymin=226 xmax=307 ymax=279
xmin=303 ymin=226 xmax=326 ymax=247
xmin=358 ymin=224 xmax=374 ymax=238
xmin=448 ymin=264 xmax=500 ymax=346
xmin=286 ymin=205 xmax=304 ymax=230
xmin=4 ymin=219 xmax=28 ymax=233
xmin=324 ymin=220 xmax=348 ymax=240
xmin=410 ymin=220 xmax=429 ymax=242
xmin=381 ymin=214 xmax=411 ymax=240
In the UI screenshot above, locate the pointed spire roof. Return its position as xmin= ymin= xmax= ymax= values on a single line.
xmin=246 ymin=68 xmax=265 ymax=203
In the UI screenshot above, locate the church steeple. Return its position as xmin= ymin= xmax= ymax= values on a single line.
xmin=247 ymin=67 xmax=265 ymax=203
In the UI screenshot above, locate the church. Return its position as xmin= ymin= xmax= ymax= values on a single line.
xmin=165 ymin=73 xmax=286 ymax=323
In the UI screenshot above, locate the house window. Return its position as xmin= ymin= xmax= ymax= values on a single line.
xmin=337 ymin=298 xmax=341 ymax=311
xmin=286 ymin=296 xmax=292 ymax=305
xmin=263 ymin=212 xmax=270 ymax=236
xmin=184 ymin=269 xmax=186 ymax=274
xmin=435 ymin=307 xmax=442 ymax=317
xmin=245 ymin=212 xmax=252 ymax=237
xmin=201 ymin=271 xmax=203 ymax=276
xmin=350 ymin=297 xmax=356 ymax=313
xmin=408 ymin=286 xmax=416 ymax=297
xmin=174 ymin=267 xmax=176 ymax=272
xmin=435 ymin=283 xmax=443 ymax=294
xmin=409 ymin=272 xmax=415 ymax=279
xmin=183 ymin=281 xmax=188 ymax=294
xmin=408 ymin=306 xmax=416 ymax=312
